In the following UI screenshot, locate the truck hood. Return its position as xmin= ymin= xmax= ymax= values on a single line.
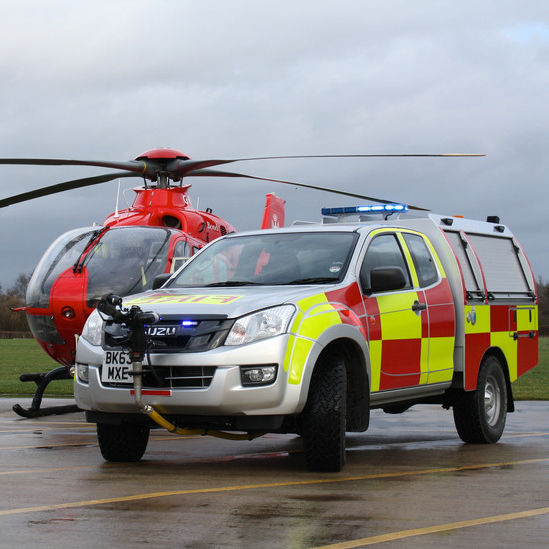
xmin=123 ymin=285 xmax=331 ymax=319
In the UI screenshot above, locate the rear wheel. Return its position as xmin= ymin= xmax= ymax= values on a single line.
xmin=97 ymin=423 xmax=150 ymax=462
xmin=300 ymin=353 xmax=347 ymax=472
xmin=453 ymin=356 xmax=507 ymax=443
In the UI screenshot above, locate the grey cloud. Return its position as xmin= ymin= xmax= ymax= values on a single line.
xmin=0 ymin=1 xmax=548 ymax=286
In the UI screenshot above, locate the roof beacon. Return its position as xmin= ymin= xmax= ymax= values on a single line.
xmin=321 ymin=203 xmax=409 ymax=222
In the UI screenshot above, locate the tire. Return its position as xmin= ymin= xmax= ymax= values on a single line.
xmin=300 ymin=354 xmax=347 ymax=472
xmin=97 ymin=423 xmax=150 ymax=462
xmin=453 ymin=355 xmax=507 ymax=444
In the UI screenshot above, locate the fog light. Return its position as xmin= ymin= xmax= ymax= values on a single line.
xmin=240 ymin=365 xmax=277 ymax=386
xmin=77 ymin=364 xmax=89 ymax=383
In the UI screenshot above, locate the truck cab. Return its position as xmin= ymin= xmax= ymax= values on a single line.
xmin=74 ymin=206 xmax=538 ymax=471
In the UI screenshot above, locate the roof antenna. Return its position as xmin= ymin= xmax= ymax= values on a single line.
xmin=114 ymin=180 xmax=121 ymax=220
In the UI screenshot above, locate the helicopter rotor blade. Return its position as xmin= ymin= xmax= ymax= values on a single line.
xmin=0 ymin=152 xmax=485 ymax=186
xmin=0 ymin=157 xmax=148 ymax=174
xmin=0 ymin=171 xmax=138 ymax=208
xmin=0 ymin=151 xmax=482 ymax=208
xmin=169 ymin=153 xmax=485 ymax=178
xmin=187 ymin=168 xmax=429 ymax=211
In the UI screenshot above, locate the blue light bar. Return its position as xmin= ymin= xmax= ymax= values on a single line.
xmin=181 ymin=320 xmax=198 ymax=327
xmin=321 ymin=203 xmax=408 ymax=216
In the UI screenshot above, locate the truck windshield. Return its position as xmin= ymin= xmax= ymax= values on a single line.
xmin=169 ymin=232 xmax=358 ymax=287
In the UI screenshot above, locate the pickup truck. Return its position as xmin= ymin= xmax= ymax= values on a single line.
xmin=74 ymin=208 xmax=538 ymax=471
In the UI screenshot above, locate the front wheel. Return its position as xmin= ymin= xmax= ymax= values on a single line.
xmin=97 ymin=423 xmax=150 ymax=462
xmin=453 ymin=356 xmax=507 ymax=443
xmin=300 ymin=353 xmax=347 ymax=472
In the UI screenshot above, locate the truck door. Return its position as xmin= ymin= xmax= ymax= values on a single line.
xmin=360 ymin=231 xmax=427 ymax=392
xmin=401 ymin=232 xmax=456 ymax=385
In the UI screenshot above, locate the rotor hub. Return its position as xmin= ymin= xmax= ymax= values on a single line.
xmin=135 ymin=148 xmax=190 ymax=161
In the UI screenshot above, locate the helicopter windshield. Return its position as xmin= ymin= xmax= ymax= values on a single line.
xmin=169 ymin=231 xmax=358 ymax=288
xmin=26 ymin=227 xmax=101 ymax=308
xmin=85 ymin=226 xmax=178 ymax=306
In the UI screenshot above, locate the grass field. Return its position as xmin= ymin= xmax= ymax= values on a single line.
xmin=0 ymin=337 xmax=547 ymax=399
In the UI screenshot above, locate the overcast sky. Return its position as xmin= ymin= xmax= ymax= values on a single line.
xmin=0 ymin=1 xmax=547 ymax=290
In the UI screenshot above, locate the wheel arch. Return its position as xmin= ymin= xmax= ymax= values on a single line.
xmin=480 ymin=346 xmax=515 ymax=413
xmin=318 ymin=337 xmax=371 ymax=432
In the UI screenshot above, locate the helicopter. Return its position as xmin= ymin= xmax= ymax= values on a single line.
xmin=0 ymin=147 xmax=483 ymax=416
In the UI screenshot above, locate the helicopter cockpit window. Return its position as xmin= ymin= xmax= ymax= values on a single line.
xmin=169 ymin=232 xmax=358 ymax=288
xmin=85 ymin=226 xmax=179 ymax=306
xmin=171 ymin=240 xmax=191 ymax=273
xmin=26 ymin=227 xmax=99 ymax=309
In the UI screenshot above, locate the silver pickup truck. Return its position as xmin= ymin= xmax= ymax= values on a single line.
xmin=74 ymin=211 xmax=539 ymax=471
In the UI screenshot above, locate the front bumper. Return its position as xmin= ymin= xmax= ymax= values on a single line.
xmin=74 ymin=334 xmax=310 ymax=417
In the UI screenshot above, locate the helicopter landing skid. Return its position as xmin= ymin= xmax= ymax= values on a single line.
xmin=12 ymin=366 xmax=80 ymax=418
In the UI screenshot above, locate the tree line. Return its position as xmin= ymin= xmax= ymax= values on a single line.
xmin=0 ymin=274 xmax=32 ymax=334
xmin=0 ymin=273 xmax=548 ymax=335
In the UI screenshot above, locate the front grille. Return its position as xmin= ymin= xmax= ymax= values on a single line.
xmin=104 ymin=365 xmax=217 ymax=389
xmin=104 ymin=314 xmax=234 ymax=353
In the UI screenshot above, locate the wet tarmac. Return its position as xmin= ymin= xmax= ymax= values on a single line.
xmin=1 ymin=398 xmax=548 ymax=548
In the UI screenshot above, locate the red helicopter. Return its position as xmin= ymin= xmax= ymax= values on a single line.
xmin=0 ymin=147 xmax=481 ymax=416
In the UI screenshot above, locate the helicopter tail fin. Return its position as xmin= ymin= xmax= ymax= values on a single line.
xmin=260 ymin=193 xmax=285 ymax=229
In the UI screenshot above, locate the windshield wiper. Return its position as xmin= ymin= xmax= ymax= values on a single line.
xmin=205 ymin=281 xmax=264 ymax=287
xmin=285 ymin=277 xmax=339 ymax=285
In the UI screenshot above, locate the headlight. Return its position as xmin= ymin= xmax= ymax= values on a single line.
xmin=81 ymin=309 xmax=104 ymax=346
xmin=225 ymin=305 xmax=295 ymax=346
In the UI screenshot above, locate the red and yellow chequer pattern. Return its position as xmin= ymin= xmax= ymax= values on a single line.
xmin=363 ymin=279 xmax=456 ymax=392
xmin=464 ymin=303 xmax=538 ymax=390
xmin=283 ymin=284 xmax=366 ymax=385
xmin=361 ymin=229 xmax=456 ymax=393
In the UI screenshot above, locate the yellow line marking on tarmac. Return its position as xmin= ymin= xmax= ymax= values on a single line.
xmin=312 ymin=507 xmax=549 ymax=548
xmin=504 ymin=432 xmax=549 ymax=438
xmin=0 ymin=435 xmax=195 ymax=451
xmin=0 ymin=427 xmax=94 ymax=433
xmin=9 ymin=421 xmax=90 ymax=426
xmin=1 ymin=441 xmax=95 ymax=450
xmin=0 ymin=457 xmax=547 ymax=517
xmin=0 ymin=465 xmax=92 ymax=476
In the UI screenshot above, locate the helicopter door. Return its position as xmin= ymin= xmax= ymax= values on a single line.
xmin=170 ymin=239 xmax=192 ymax=273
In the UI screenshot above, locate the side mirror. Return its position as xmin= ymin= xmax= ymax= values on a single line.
xmin=152 ymin=273 xmax=172 ymax=290
xmin=369 ymin=266 xmax=407 ymax=293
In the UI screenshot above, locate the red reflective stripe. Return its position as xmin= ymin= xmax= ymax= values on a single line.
xmin=130 ymin=390 xmax=172 ymax=396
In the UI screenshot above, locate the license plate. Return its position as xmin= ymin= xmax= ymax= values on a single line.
xmin=102 ymin=351 xmax=133 ymax=383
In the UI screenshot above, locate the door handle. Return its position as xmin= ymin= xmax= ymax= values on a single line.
xmin=412 ymin=300 xmax=426 ymax=313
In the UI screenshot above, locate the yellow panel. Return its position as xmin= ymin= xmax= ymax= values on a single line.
xmin=378 ymin=292 xmax=421 ymax=340
xmin=420 ymin=338 xmax=429 ymax=384
xmin=286 ymin=292 xmax=343 ymax=384
xmin=369 ymin=340 xmax=382 ymax=392
xmin=397 ymin=233 xmax=419 ymax=288
xmin=491 ymin=331 xmax=518 ymax=382
xmin=299 ymin=310 xmax=342 ymax=341
xmin=464 ymin=304 xmax=490 ymax=334
xmin=289 ymin=310 xmax=304 ymax=334
xmin=282 ymin=334 xmax=295 ymax=372
xmin=288 ymin=338 xmax=314 ymax=385
xmin=516 ymin=305 xmax=538 ymax=331
xmin=427 ymin=337 xmax=455 ymax=383
xmin=296 ymin=293 xmax=328 ymax=312
xmin=428 ymin=368 xmax=454 ymax=384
